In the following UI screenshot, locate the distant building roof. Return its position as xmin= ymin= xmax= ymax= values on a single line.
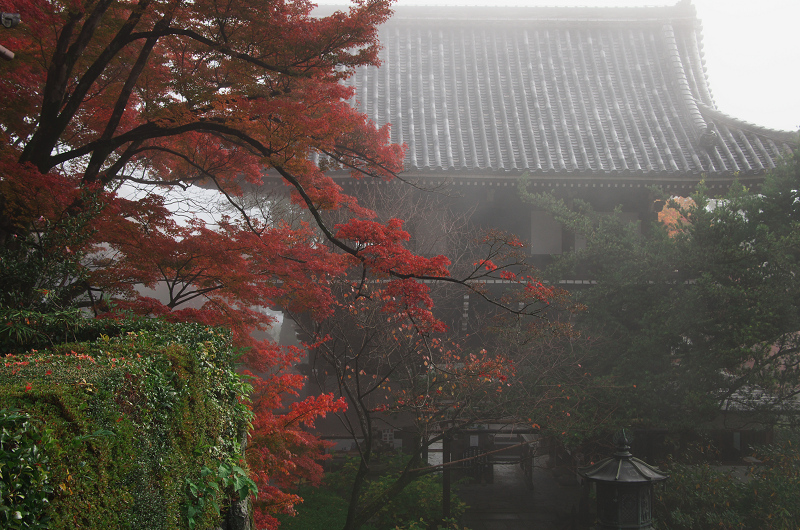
xmin=345 ymin=2 xmax=796 ymax=177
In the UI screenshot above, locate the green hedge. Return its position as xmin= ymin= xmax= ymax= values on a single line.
xmin=0 ymin=320 xmax=255 ymax=530
xmin=654 ymin=442 xmax=800 ymax=530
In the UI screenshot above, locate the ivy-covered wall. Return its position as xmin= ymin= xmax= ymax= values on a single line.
xmin=0 ymin=319 xmax=255 ymax=530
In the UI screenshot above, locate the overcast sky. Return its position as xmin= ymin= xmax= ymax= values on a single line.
xmin=315 ymin=0 xmax=799 ymax=132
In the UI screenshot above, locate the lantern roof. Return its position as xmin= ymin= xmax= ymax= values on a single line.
xmin=579 ymin=431 xmax=669 ymax=484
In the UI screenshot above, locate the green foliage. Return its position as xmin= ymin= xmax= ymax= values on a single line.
xmin=276 ymin=485 xmax=350 ymax=530
xmin=654 ymin=441 xmax=800 ymax=529
xmin=520 ymin=152 xmax=800 ymax=432
xmin=0 ymin=190 xmax=99 ymax=313
xmin=280 ymin=454 xmax=467 ymax=530
xmin=0 ymin=308 xmax=85 ymax=354
xmin=185 ymin=459 xmax=258 ymax=529
xmin=0 ymin=319 xmax=253 ymax=529
xmin=654 ymin=461 xmax=746 ymax=529
xmin=0 ymin=307 xmax=230 ymax=355
xmin=360 ymin=459 xmax=467 ymax=529
xmin=0 ymin=409 xmax=55 ymax=529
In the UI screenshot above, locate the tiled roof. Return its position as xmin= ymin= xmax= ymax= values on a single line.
xmin=346 ymin=2 xmax=796 ymax=177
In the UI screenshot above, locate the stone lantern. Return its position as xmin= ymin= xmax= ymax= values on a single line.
xmin=578 ymin=431 xmax=668 ymax=529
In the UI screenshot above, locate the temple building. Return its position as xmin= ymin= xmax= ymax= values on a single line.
xmin=291 ymin=2 xmax=796 ymax=461
xmin=327 ymin=1 xmax=796 ymax=258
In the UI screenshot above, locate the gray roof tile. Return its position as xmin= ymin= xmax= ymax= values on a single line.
xmin=347 ymin=3 xmax=796 ymax=177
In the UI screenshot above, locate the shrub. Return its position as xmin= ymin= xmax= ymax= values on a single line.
xmin=653 ymin=461 xmax=746 ymax=529
xmin=0 ymin=320 xmax=254 ymax=529
xmin=279 ymin=454 xmax=466 ymax=530
xmin=275 ymin=485 xmax=349 ymax=530
xmin=363 ymin=461 xmax=467 ymax=529
xmin=0 ymin=409 xmax=56 ymax=529
xmin=654 ymin=441 xmax=800 ymax=530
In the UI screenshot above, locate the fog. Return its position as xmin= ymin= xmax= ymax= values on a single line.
xmin=314 ymin=0 xmax=800 ymax=132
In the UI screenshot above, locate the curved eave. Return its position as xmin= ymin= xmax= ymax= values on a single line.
xmin=699 ymin=102 xmax=799 ymax=143
xmin=579 ymin=455 xmax=669 ymax=484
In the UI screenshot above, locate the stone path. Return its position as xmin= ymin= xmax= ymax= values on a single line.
xmin=457 ymin=459 xmax=582 ymax=530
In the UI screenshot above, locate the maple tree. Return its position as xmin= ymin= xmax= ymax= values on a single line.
xmin=0 ymin=0 xmax=402 ymax=526
xmin=289 ymin=272 xmax=584 ymax=530
xmin=0 ymin=0 xmax=569 ymax=528
xmin=274 ymin=183 xmax=583 ymax=530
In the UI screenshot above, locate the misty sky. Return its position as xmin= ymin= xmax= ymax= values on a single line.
xmin=315 ymin=0 xmax=799 ymax=132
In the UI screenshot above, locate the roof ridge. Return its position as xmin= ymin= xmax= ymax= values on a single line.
xmin=384 ymin=2 xmax=697 ymax=22
xmin=314 ymin=2 xmax=698 ymax=23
